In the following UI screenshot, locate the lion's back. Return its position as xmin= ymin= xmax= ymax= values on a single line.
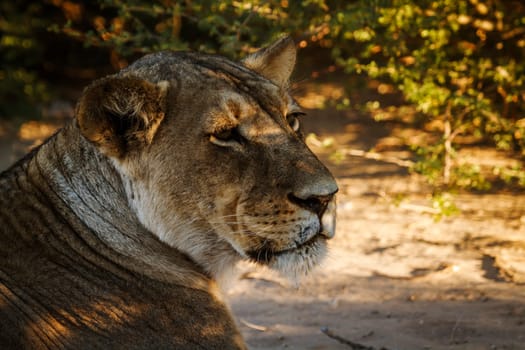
xmin=0 ymin=161 xmax=245 ymax=350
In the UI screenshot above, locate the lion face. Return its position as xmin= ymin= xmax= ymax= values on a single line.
xmin=76 ymin=37 xmax=337 ymax=280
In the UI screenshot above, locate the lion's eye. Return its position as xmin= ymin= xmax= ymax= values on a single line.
xmin=286 ymin=112 xmax=305 ymax=132
xmin=209 ymin=128 xmax=242 ymax=147
xmin=214 ymin=129 xmax=234 ymax=141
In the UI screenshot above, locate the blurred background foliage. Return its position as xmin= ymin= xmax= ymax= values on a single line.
xmin=1 ymin=0 xmax=524 ymax=197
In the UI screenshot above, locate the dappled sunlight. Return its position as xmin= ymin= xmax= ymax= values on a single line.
xmin=74 ymin=299 xmax=142 ymax=328
xmin=28 ymin=314 xmax=71 ymax=347
xmin=18 ymin=121 xmax=60 ymax=144
xmin=6 ymin=285 xmax=240 ymax=347
xmin=295 ymin=83 xmax=345 ymax=109
xmin=298 ymin=76 xmax=525 ymax=192
xmin=0 ymin=119 xmax=63 ymax=171
xmin=17 ymin=297 xmax=143 ymax=347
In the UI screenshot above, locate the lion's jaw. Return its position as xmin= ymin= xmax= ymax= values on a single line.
xmin=115 ymin=158 xmax=336 ymax=283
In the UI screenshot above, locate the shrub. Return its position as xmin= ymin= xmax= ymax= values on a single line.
xmin=332 ymin=0 xmax=525 ymax=190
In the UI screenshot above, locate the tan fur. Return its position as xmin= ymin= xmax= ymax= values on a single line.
xmin=0 ymin=36 xmax=337 ymax=349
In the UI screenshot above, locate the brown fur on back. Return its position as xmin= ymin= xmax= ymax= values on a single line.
xmin=0 ymin=124 xmax=245 ymax=349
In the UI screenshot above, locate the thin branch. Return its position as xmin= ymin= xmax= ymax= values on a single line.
xmin=236 ymin=5 xmax=257 ymax=41
xmin=321 ymin=328 xmax=391 ymax=350
xmin=340 ymin=149 xmax=414 ymax=168
xmin=449 ymin=315 xmax=463 ymax=344
xmin=240 ymin=318 xmax=268 ymax=332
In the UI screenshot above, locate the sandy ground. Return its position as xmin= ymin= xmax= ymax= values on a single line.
xmin=229 ymin=107 xmax=525 ymax=350
xmin=1 ymin=94 xmax=524 ymax=350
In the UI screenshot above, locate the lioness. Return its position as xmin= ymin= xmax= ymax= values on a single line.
xmin=0 ymin=36 xmax=337 ymax=349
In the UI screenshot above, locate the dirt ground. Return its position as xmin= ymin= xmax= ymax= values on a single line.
xmin=1 ymin=85 xmax=524 ymax=350
xmin=229 ymin=104 xmax=525 ymax=350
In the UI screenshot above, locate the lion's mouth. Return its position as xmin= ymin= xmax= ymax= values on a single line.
xmin=246 ymin=233 xmax=326 ymax=265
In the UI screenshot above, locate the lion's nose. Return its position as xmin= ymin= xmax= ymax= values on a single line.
xmin=286 ymin=148 xmax=338 ymax=216
xmin=288 ymin=193 xmax=334 ymax=217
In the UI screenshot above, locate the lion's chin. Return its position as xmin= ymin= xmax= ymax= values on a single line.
xmin=247 ymin=235 xmax=328 ymax=282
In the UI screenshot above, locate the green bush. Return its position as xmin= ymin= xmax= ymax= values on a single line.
xmin=331 ymin=0 xmax=525 ymax=190
xmin=1 ymin=0 xmax=524 ymax=194
xmin=0 ymin=2 xmax=52 ymax=118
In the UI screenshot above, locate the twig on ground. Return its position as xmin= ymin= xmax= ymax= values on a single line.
xmin=372 ymin=262 xmax=452 ymax=280
xmin=240 ymin=318 xmax=268 ymax=332
xmin=307 ymin=137 xmax=413 ymax=169
xmin=340 ymin=148 xmax=414 ymax=168
xmin=449 ymin=315 xmax=463 ymax=344
xmin=239 ymin=271 xmax=286 ymax=287
xmin=321 ymin=327 xmax=391 ymax=350
xmin=398 ymin=202 xmax=439 ymax=215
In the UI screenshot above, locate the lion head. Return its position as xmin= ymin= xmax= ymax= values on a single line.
xmin=75 ymin=37 xmax=338 ymax=281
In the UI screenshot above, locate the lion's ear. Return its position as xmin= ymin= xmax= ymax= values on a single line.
xmin=76 ymin=76 xmax=168 ymax=158
xmin=242 ymin=36 xmax=296 ymax=88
